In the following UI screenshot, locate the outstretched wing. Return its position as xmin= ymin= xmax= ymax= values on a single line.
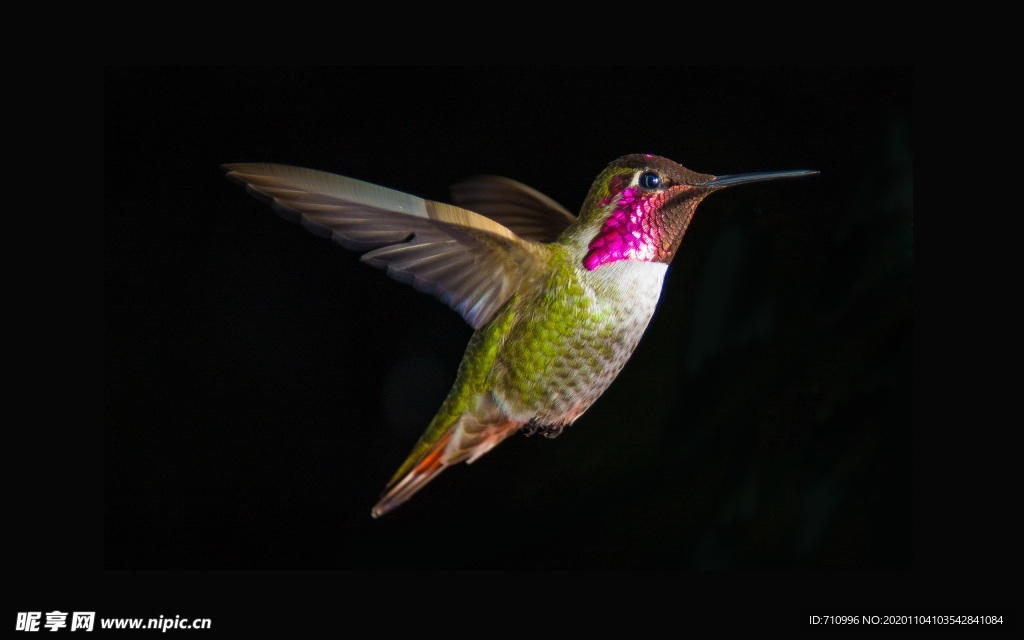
xmin=223 ymin=163 xmax=547 ymax=330
xmin=450 ymin=175 xmax=577 ymax=243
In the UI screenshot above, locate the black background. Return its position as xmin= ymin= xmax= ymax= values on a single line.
xmin=102 ymin=66 xmax=920 ymax=617
xmin=105 ymin=67 xmax=911 ymax=568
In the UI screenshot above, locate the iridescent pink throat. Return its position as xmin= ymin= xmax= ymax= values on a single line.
xmin=583 ymin=186 xmax=663 ymax=271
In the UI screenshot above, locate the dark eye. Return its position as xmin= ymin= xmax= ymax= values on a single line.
xmin=638 ymin=171 xmax=662 ymax=190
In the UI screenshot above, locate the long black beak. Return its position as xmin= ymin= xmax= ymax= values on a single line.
xmin=707 ymin=169 xmax=818 ymax=189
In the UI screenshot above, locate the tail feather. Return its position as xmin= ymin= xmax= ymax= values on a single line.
xmin=371 ymin=413 xmax=520 ymax=518
xmin=371 ymin=433 xmax=453 ymax=518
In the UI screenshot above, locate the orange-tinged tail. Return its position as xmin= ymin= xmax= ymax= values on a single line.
xmin=371 ymin=433 xmax=454 ymax=518
xmin=371 ymin=413 xmax=520 ymax=518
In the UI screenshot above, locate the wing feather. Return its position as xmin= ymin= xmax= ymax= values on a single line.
xmin=224 ymin=163 xmax=549 ymax=329
xmin=449 ymin=175 xmax=577 ymax=243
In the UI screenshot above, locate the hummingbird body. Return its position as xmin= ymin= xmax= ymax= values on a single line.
xmin=361 ymin=245 xmax=669 ymax=515
xmin=223 ymin=154 xmax=815 ymax=517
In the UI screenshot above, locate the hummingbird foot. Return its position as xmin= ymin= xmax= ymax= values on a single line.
xmin=522 ymin=419 xmax=564 ymax=439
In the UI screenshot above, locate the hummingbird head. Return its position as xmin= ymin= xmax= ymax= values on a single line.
xmin=572 ymin=154 xmax=816 ymax=271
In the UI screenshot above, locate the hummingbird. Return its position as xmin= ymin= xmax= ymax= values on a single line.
xmin=223 ymin=154 xmax=816 ymax=517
